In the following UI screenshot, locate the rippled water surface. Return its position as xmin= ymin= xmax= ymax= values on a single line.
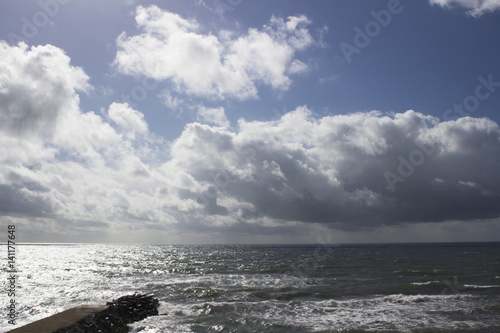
xmin=2 ymin=243 xmax=500 ymax=332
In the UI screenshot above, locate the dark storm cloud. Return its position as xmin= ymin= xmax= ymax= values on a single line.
xmin=171 ymin=109 xmax=500 ymax=230
xmin=0 ymin=184 xmax=54 ymax=217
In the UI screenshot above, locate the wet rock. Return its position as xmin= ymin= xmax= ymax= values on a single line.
xmin=54 ymin=294 xmax=159 ymax=333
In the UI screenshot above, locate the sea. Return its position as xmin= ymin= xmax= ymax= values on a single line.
xmin=2 ymin=243 xmax=500 ymax=332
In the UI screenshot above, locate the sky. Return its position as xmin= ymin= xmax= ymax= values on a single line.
xmin=0 ymin=0 xmax=500 ymax=244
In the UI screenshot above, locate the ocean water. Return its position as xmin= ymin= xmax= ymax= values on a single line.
xmin=2 ymin=243 xmax=500 ymax=332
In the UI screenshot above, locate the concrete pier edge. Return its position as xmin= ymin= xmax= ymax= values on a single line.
xmin=6 ymin=294 xmax=160 ymax=333
xmin=6 ymin=306 xmax=108 ymax=333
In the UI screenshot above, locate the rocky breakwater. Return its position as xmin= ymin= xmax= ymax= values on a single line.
xmin=54 ymin=294 xmax=159 ymax=333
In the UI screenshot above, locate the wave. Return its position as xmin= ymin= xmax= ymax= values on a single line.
xmin=464 ymin=284 xmax=500 ymax=289
xmin=128 ymin=293 xmax=498 ymax=333
xmin=411 ymin=281 xmax=441 ymax=286
xmin=393 ymin=269 xmax=448 ymax=276
xmin=7 ymin=244 xmax=500 ymax=333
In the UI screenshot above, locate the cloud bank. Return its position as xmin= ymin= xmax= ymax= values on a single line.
xmin=2 ymin=39 xmax=500 ymax=243
xmin=430 ymin=0 xmax=500 ymax=17
xmin=170 ymin=108 xmax=500 ymax=231
xmin=1 ymin=5 xmax=500 ymax=242
xmin=0 ymin=41 xmax=171 ymax=241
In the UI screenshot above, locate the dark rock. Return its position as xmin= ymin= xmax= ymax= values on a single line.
xmin=53 ymin=294 xmax=159 ymax=333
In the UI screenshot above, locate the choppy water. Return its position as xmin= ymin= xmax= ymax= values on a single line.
xmin=2 ymin=243 xmax=500 ymax=332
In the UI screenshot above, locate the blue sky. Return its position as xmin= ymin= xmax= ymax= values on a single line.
xmin=1 ymin=0 xmax=500 ymax=244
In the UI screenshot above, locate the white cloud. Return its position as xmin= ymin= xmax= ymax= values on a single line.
xmin=113 ymin=5 xmax=314 ymax=100
xmin=0 ymin=42 xmax=177 ymax=242
xmin=2 ymin=41 xmax=500 ymax=243
xmin=197 ymin=106 xmax=230 ymax=128
xmin=430 ymin=0 xmax=500 ymax=17
xmin=271 ymin=14 xmax=313 ymax=50
xmin=165 ymin=107 xmax=500 ymax=231
xmin=160 ymin=91 xmax=184 ymax=111
xmin=108 ymin=102 xmax=148 ymax=138
xmin=0 ymin=41 xmax=90 ymax=140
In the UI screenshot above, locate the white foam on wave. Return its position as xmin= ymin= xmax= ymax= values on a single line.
xmin=277 ymin=293 xmax=490 ymax=332
xmin=155 ymin=272 xmax=310 ymax=292
xmin=464 ymin=284 xmax=500 ymax=289
xmin=130 ymin=294 xmax=490 ymax=332
xmin=129 ymin=301 xmax=207 ymax=333
xmin=411 ymin=280 xmax=440 ymax=286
